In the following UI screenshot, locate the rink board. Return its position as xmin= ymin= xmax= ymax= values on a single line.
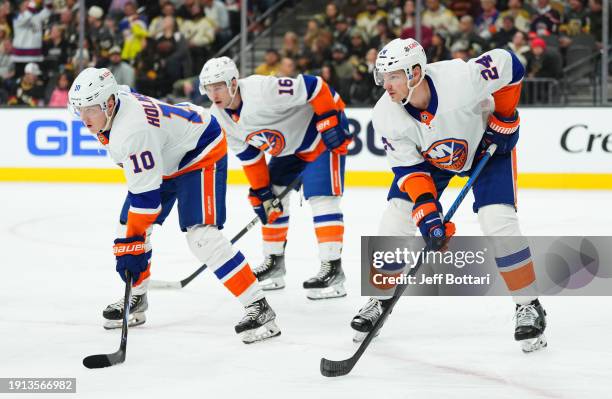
xmin=0 ymin=107 xmax=610 ymax=189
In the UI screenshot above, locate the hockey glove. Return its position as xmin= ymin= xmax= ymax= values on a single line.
xmin=113 ymin=236 xmax=148 ymax=283
xmin=412 ymin=195 xmax=456 ymax=251
xmin=249 ymin=187 xmax=283 ymax=225
xmin=316 ymin=111 xmax=352 ymax=155
xmin=481 ymin=111 xmax=520 ymax=155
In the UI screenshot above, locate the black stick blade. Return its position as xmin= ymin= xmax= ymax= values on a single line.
xmin=83 ymin=350 xmax=125 ymax=369
xmin=320 ymin=357 xmax=355 ymax=377
xmin=179 ymin=264 xmax=208 ymax=287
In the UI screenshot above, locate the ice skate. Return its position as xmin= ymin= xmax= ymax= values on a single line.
xmin=102 ymin=293 xmax=148 ymax=330
xmin=303 ymin=258 xmax=346 ymax=300
xmin=235 ymin=298 xmax=281 ymax=344
xmin=515 ymin=299 xmax=547 ymax=353
xmin=351 ymin=297 xmax=391 ymax=343
xmin=253 ymin=254 xmax=286 ymax=290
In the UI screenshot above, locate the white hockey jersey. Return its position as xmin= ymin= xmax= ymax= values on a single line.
xmin=101 ymin=90 xmax=226 ymax=236
xmin=373 ymin=49 xmax=523 ymax=193
xmin=212 ymin=74 xmax=329 ymax=160
xmin=210 ymin=74 xmax=343 ymax=187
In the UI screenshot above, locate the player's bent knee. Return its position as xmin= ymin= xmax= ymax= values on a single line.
xmin=186 ymin=224 xmax=233 ymax=264
xmin=477 ymin=204 xmax=522 ymax=236
xmin=309 ymin=195 xmax=342 ymax=214
xmin=378 ymin=198 xmax=417 ymax=236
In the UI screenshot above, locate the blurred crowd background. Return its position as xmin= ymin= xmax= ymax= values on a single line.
xmin=0 ymin=0 xmax=609 ymax=107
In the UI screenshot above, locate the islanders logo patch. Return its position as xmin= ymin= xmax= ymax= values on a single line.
xmin=246 ymin=129 xmax=286 ymax=156
xmin=422 ymin=138 xmax=469 ymax=171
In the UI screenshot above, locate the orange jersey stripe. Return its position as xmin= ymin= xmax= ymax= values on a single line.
xmin=224 ymin=265 xmax=257 ymax=296
xmin=331 ymin=152 xmax=342 ymax=195
xmin=297 ymin=139 xmax=327 ymax=162
xmin=126 ymin=211 xmax=160 ymax=237
xmin=315 ymin=225 xmax=344 ymax=243
xmin=243 ymin=156 xmax=270 ymax=189
xmin=163 ymin=134 xmax=227 ymax=180
xmin=310 ymin=81 xmax=338 ymax=115
xmin=334 ymin=95 xmax=346 ymax=111
xmin=203 ymin=166 xmax=215 ymax=225
xmin=262 ymin=226 xmax=289 ymax=242
xmin=132 ymin=262 xmax=151 ymax=287
xmin=492 ymin=83 xmax=522 ymax=118
xmin=500 ymin=261 xmax=535 ymax=291
xmin=401 ymin=173 xmax=437 ymax=202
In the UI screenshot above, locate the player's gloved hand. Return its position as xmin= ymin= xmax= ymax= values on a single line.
xmin=113 ymin=236 xmax=148 ymax=283
xmin=316 ymin=111 xmax=352 ymax=155
xmin=411 ymin=195 xmax=456 ymax=251
xmin=248 ymin=187 xmax=283 ymax=225
xmin=481 ymin=111 xmax=520 ymax=155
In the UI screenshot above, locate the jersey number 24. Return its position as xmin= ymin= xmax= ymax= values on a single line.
xmin=475 ymin=55 xmax=499 ymax=81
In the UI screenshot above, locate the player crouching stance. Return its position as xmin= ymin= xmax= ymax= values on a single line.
xmin=350 ymin=39 xmax=546 ymax=353
xmin=68 ymin=68 xmax=279 ymax=343
xmin=199 ymin=57 xmax=352 ymax=300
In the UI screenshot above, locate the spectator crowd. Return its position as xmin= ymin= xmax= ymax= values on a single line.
xmin=254 ymin=0 xmax=611 ymax=105
xmin=0 ymin=0 xmax=277 ymax=107
xmin=0 ymin=0 xmax=609 ymax=107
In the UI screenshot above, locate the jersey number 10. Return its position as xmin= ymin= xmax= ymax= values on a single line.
xmin=130 ymin=151 xmax=155 ymax=173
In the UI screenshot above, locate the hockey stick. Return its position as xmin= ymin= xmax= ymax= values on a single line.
xmin=149 ymin=175 xmax=303 ymax=289
xmin=320 ymin=144 xmax=498 ymax=377
xmin=83 ymin=271 xmax=133 ymax=369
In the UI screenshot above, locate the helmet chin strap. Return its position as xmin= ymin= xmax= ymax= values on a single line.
xmin=227 ymin=78 xmax=240 ymax=109
xmin=401 ymin=70 xmax=425 ymax=106
xmin=98 ymin=99 xmax=116 ymax=134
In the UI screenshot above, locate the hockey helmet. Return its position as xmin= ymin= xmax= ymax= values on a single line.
xmin=199 ymin=56 xmax=240 ymax=95
xmin=374 ymin=38 xmax=427 ymax=103
xmin=68 ymin=67 xmax=119 ymax=120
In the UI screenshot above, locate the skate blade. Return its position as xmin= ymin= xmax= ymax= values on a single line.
xmin=103 ymin=312 xmax=146 ymax=330
xmin=258 ymin=277 xmax=285 ymax=291
xmin=306 ymin=283 xmax=347 ymax=300
xmin=240 ymin=320 xmax=281 ymax=344
xmin=353 ymin=329 xmax=379 ymax=343
xmin=521 ymin=334 xmax=547 ymax=353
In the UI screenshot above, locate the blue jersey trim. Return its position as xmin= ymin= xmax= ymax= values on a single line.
xmin=128 ymin=188 xmax=161 ymax=210
xmin=495 ymin=247 xmax=531 ymax=268
xmin=224 ymin=101 xmax=243 ymax=120
xmin=236 ymin=145 xmax=262 ymax=162
xmin=505 ymin=49 xmax=525 ymax=84
xmin=178 ymin=117 xmax=223 ymax=170
xmin=214 ymin=252 xmax=246 ymax=279
xmin=403 ymin=75 xmax=438 ymax=123
xmin=302 ymin=75 xmax=319 ymax=100
xmin=313 ymin=213 xmax=343 ymax=223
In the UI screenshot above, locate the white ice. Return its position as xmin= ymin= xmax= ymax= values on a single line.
xmin=1 ymin=183 xmax=611 ymax=399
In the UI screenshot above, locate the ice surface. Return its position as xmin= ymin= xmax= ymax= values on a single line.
xmin=1 ymin=183 xmax=611 ymax=399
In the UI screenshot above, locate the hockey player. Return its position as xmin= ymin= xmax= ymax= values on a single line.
xmin=350 ymin=38 xmax=547 ymax=353
xmin=198 ymin=57 xmax=352 ymax=300
xmin=68 ymin=67 xmax=280 ymax=344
